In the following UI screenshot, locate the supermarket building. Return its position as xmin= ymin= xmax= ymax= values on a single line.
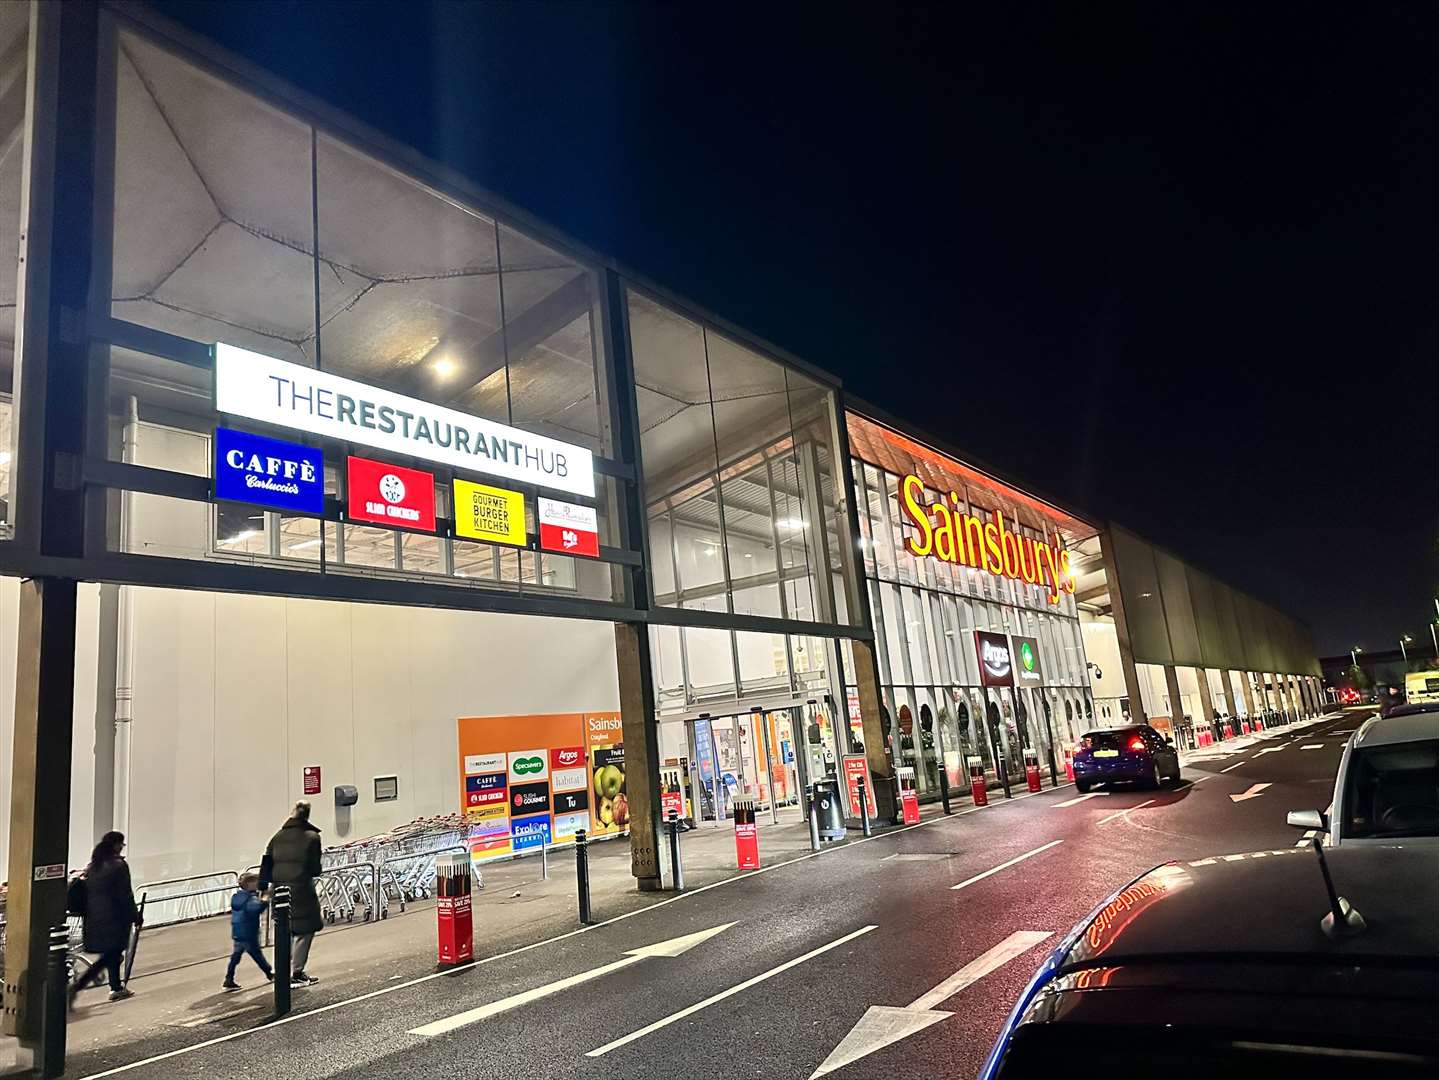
xmin=0 ymin=2 xmax=1323 ymax=1039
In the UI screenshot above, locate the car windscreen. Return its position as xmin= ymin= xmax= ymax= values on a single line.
xmin=1341 ymin=739 xmax=1439 ymax=838
xmin=1082 ymin=730 xmax=1134 ymax=750
xmin=996 ymin=1025 xmax=1439 ymax=1078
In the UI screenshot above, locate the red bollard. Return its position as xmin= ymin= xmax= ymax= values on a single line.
xmin=1023 ymin=749 xmax=1042 ymax=793
xmin=968 ymin=756 xmax=988 ymax=807
xmin=435 ymin=854 xmax=473 ymax=966
xmin=733 ymin=798 xmax=759 ymax=870
xmin=1063 ymin=748 xmax=1075 ymax=782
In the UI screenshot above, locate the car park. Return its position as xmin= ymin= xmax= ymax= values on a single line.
xmin=1071 ymin=725 xmax=1180 ymax=793
xmin=1287 ymin=706 xmax=1439 ymax=846
xmin=980 ymin=846 xmax=1439 ymax=1078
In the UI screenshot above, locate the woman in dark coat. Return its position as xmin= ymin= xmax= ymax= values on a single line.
xmin=73 ymin=831 xmax=140 ymax=1002
xmin=260 ymin=800 xmax=324 ymax=985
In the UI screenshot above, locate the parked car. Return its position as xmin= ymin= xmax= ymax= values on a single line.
xmin=980 ymin=846 xmax=1439 ymax=1078
xmin=1287 ymin=706 xmax=1439 ymax=846
xmin=1071 ymin=725 xmax=1180 ymax=792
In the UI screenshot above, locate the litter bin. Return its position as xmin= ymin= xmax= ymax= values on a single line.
xmin=810 ymin=779 xmax=846 ymax=841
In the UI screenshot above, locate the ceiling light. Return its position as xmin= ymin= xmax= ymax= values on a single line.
xmin=432 ymin=356 xmax=457 ymax=379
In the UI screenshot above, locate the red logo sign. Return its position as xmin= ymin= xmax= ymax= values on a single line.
xmin=466 ymin=789 xmax=506 ymax=808
xmin=537 ymin=497 xmax=599 ymax=558
xmin=347 ymin=456 xmax=436 ymax=531
xmin=550 ymin=746 xmax=584 ymax=770
xmin=303 ymin=765 xmax=321 ymax=796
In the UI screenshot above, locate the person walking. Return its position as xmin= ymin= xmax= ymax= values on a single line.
xmin=222 ymin=872 xmax=274 ymax=991
xmin=260 ymin=799 xmax=323 ymax=987
xmin=70 ymin=831 xmax=140 ymax=1004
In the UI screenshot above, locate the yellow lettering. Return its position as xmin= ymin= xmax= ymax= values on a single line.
xmin=900 ymin=474 xmax=933 ymax=558
xmin=933 ymin=502 xmax=956 ymax=562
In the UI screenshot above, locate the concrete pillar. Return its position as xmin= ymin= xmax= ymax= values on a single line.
xmin=615 ymin=622 xmax=662 ymax=891
xmin=1193 ymin=667 xmax=1216 ymax=727
xmin=1162 ymin=665 xmax=1185 ymax=729
xmin=1208 ymin=670 xmax=1231 ymax=719
xmin=1312 ymin=676 xmax=1325 ymax=712
xmin=853 ymin=639 xmax=897 ymax=820
xmin=1231 ymin=670 xmax=1254 ymax=718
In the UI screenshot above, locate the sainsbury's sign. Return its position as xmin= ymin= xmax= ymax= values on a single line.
xmin=899 ymin=474 xmax=1075 ymax=604
xmin=214 ymin=343 xmax=594 ymax=498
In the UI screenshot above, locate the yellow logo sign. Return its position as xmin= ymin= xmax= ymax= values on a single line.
xmin=452 ymin=479 xmax=527 ymax=547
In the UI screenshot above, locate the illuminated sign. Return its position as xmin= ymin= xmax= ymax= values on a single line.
xmin=214 ymin=343 xmax=595 ymax=497
xmin=537 ymin=498 xmax=600 ymax=558
xmin=213 ymin=427 xmax=324 ymax=514
xmin=899 ymin=474 xmax=1075 ymax=604
xmin=975 ymin=631 xmax=1014 ymax=688
xmin=346 ymin=456 xmax=436 ymax=531
xmin=452 ymin=479 xmax=527 ymax=547
xmin=1013 ymin=635 xmax=1043 ymax=687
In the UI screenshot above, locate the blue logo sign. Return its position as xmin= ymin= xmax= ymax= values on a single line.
xmin=511 ymin=815 xmax=553 ymax=851
xmin=466 ymin=773 xmax=506 ymax=793
xmin=214 ymin=427 xmax=324 ymax=514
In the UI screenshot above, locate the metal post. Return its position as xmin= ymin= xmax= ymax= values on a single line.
xmin=40 ymin=926 xmax=67 ymax=1078
xmin=937 ymin=759 xmax=952 ymax=815
xmin=272 ymin=886 xmax=292 ymax=1017
xmin=666 ymin=811 xmax=684 ymax=892
xmin=857 ymin=777 xmax=872 ymax=838
xmin=575 ymin=830 xmax=593 ymax=925
xmin=541 ymin=842 xmax=549 ymax=882
xmin=807 ymin=787 xmax=821 ymax=850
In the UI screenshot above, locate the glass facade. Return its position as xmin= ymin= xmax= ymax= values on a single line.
xmin=848 ymin=417 xmax=1096 ymax=797
xmin=0 ymin=3 xmax=31 ymax=540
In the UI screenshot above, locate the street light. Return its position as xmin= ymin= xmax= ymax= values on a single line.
xmin=1350 ymin=645 xmax=1362 ymax=667
xmin=1401 ymin=634 xmax=1413 ymax=662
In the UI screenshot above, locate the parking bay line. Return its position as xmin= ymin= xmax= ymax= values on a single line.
xmin=585 ymin=925 xmax=878 ymax=1058
xmin=1219 ymin=761 xmax=1247 ymax=773
xmin=1053 ymin=791 xmax=1109 ymax=808
xmin=950 ymin=840 xmax=1064 ymax=891
xmin=1300 ymin=744 xmax=1325 ymax=750
xmin=1096 ymin=799 xmax=1154 ymax=826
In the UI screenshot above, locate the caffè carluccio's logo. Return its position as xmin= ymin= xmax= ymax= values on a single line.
xmin=899 ymin=474 xmax=1076 ymax=604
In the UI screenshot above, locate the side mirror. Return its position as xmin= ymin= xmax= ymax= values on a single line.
xmin=1287 ymin=809 xmax=1328 ymax=832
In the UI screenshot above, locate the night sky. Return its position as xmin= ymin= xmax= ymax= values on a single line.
xmin=152 ymin=1 xmax=1439 ymax=656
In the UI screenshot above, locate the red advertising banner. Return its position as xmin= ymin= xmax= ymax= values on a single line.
xmin=347 ymin=455 xmax=436 ymax=531
xmin=436 ymin=894 xmax=473 ymax=965
xmin=303 ymin=765 xmax=321 ymax=796
xmin=660 ymin=790 xmax=684 ymax=821
xmin=537 ymin=497 xmax=599 ymax=558
xmin=841 ymin=755 xmax=877 ymax=818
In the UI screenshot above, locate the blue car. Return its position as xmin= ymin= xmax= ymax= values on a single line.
xmin=1071 ymin=724 xmax=1179 ymax=792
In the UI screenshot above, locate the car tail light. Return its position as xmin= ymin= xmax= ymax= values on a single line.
xmin=1127 ymin=735 xmax=1146 ymax=752
xmin=1079 ymin=737 xmax=1092 ymax=751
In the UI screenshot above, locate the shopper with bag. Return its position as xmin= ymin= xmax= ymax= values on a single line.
xmin=69 ymin=831 xmax=141 ymax=1004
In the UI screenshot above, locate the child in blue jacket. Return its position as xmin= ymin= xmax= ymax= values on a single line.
xmin=223 ymin=872 xmax=274 ymax=991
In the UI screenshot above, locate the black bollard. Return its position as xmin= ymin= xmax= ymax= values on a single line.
xmin=273 ymin=885 xmax=292 ymax=1017
xmin=41 ymin=925 xmax=67 ymax=1078
xmin=807 ymin=786 xmax=821 ymax=850
xmin=666 ymin=810 xmax=684 ymax=892
xmin=937 ymin=762 xmax=953 ymax=815
xmin=857 ymin=776 xmax=872 ymax=837
xmin=575 ymin=829 xmax=593 ymax=925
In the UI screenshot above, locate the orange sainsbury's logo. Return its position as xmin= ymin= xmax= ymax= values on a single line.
xmin=898 ymin=474 xmax=1076 ymax=604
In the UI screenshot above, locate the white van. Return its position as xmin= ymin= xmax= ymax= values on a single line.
xmin=1406 ymin=670 xmax=1439 ymax=706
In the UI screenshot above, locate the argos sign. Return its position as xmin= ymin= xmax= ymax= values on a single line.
xmin=899 ymin=475 xmax=1076 ymax=604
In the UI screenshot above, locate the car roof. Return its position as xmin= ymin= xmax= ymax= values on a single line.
xmin=1059 ymin=846 xmax=1439 ymax=970
xmin=1081 ymin=725 xmax=1143 ymax=735
xmin=1352 ymin=710 xmax=1439 ymax=749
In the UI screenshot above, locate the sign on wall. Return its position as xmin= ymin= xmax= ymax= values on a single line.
xmin=346 ymin=455 xmax=437 ymax=531
xmin=452 ymin=479 xmax=527 ymax=546
xmin=975 ymin=631 xmax=1015 ymax=688
xmin=1012 ymin=635 xmax=1044 ymax=687
xmin=537 ymin=498 xmax=600 ymax=558
xmin=214 ymin=427 xmax=325 ymax=514
xmin=302 ymin=765 xmax=322 ymax=796
xmin=898 ymin=474 xmax=1075 ymax=604
xmin=214 ymin=343 xmax=594 ymax=497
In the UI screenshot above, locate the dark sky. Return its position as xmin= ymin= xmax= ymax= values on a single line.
xmin=152 ymin=0 xmax=1439 ymax=656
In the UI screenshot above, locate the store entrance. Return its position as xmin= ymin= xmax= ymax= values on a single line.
xmin=659 ymin=704 xmax=832 ymax=828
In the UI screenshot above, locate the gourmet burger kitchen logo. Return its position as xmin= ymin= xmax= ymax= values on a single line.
xmin=899 ymin=474 xmax=1076 ymax=604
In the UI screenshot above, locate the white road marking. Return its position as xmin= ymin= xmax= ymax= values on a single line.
xmin=1096 ymin=799 xmax=1154 ymax=826
xmin=1053 ymin=791 xmax=1108 ymax=808
xmin=1219 ymin=762 xmax=1246 ymax=773
xmin=1255 ymin=746 xmax=1285 ymax=756
xmin=408 ymin=923 xmax=733 ymax=1036
xmin=950 ymin=840 xmax=1064 ymax=891
xmin=77 ymin=778 xmax=1071 ymax=1078
xmin=1229 ymin=782 xmax=1272 ymax=803
xmin=1300 ymin=744 xmax=1325 ymax=750
xmin=1192 ymin=776 xmax=1211 ymax=783
xmin=808 ymin=930 xmax=1054 ymax=1078
xmin=585 ymin=925 xmax=878 ymax=1058
xmin=1295 ymin=829 xmax=1317 ymax=848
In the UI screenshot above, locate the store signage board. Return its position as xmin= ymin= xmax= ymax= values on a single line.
xmin=898 ymin=474 xmax=1075 ymax=604
xmin=214 ymin=427 xmax=324 ymax=514
xmin=302 ymin=765 xmax=321 ymax=796
xmin=1012 ymin=635 xmax=1044 ymax=687
xmin=452 ymin=479 xmax=527 ymax=546
xmin=975 ymin=631 xmax=1015 ymax=687
xmin=214 ymin=343 xmax=595 ymax=497
xmin=347 ymin=455 xmax=437 ymax=531
xmin=537 ymin=498 xmax=600 ymax=558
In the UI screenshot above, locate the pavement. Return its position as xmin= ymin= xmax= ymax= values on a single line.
xmin=14 ymin=709 xmax=1361 ymax=1079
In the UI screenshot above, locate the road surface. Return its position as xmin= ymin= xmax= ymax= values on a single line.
xmin=71 ymin=710 xmax=1365 ymax=1080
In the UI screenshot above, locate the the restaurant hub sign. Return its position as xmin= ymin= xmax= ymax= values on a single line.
xmin=899 ymin=474 xmax=1075 ymax=604
xmin=214 ymin=343 xmax=595 ymax=497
